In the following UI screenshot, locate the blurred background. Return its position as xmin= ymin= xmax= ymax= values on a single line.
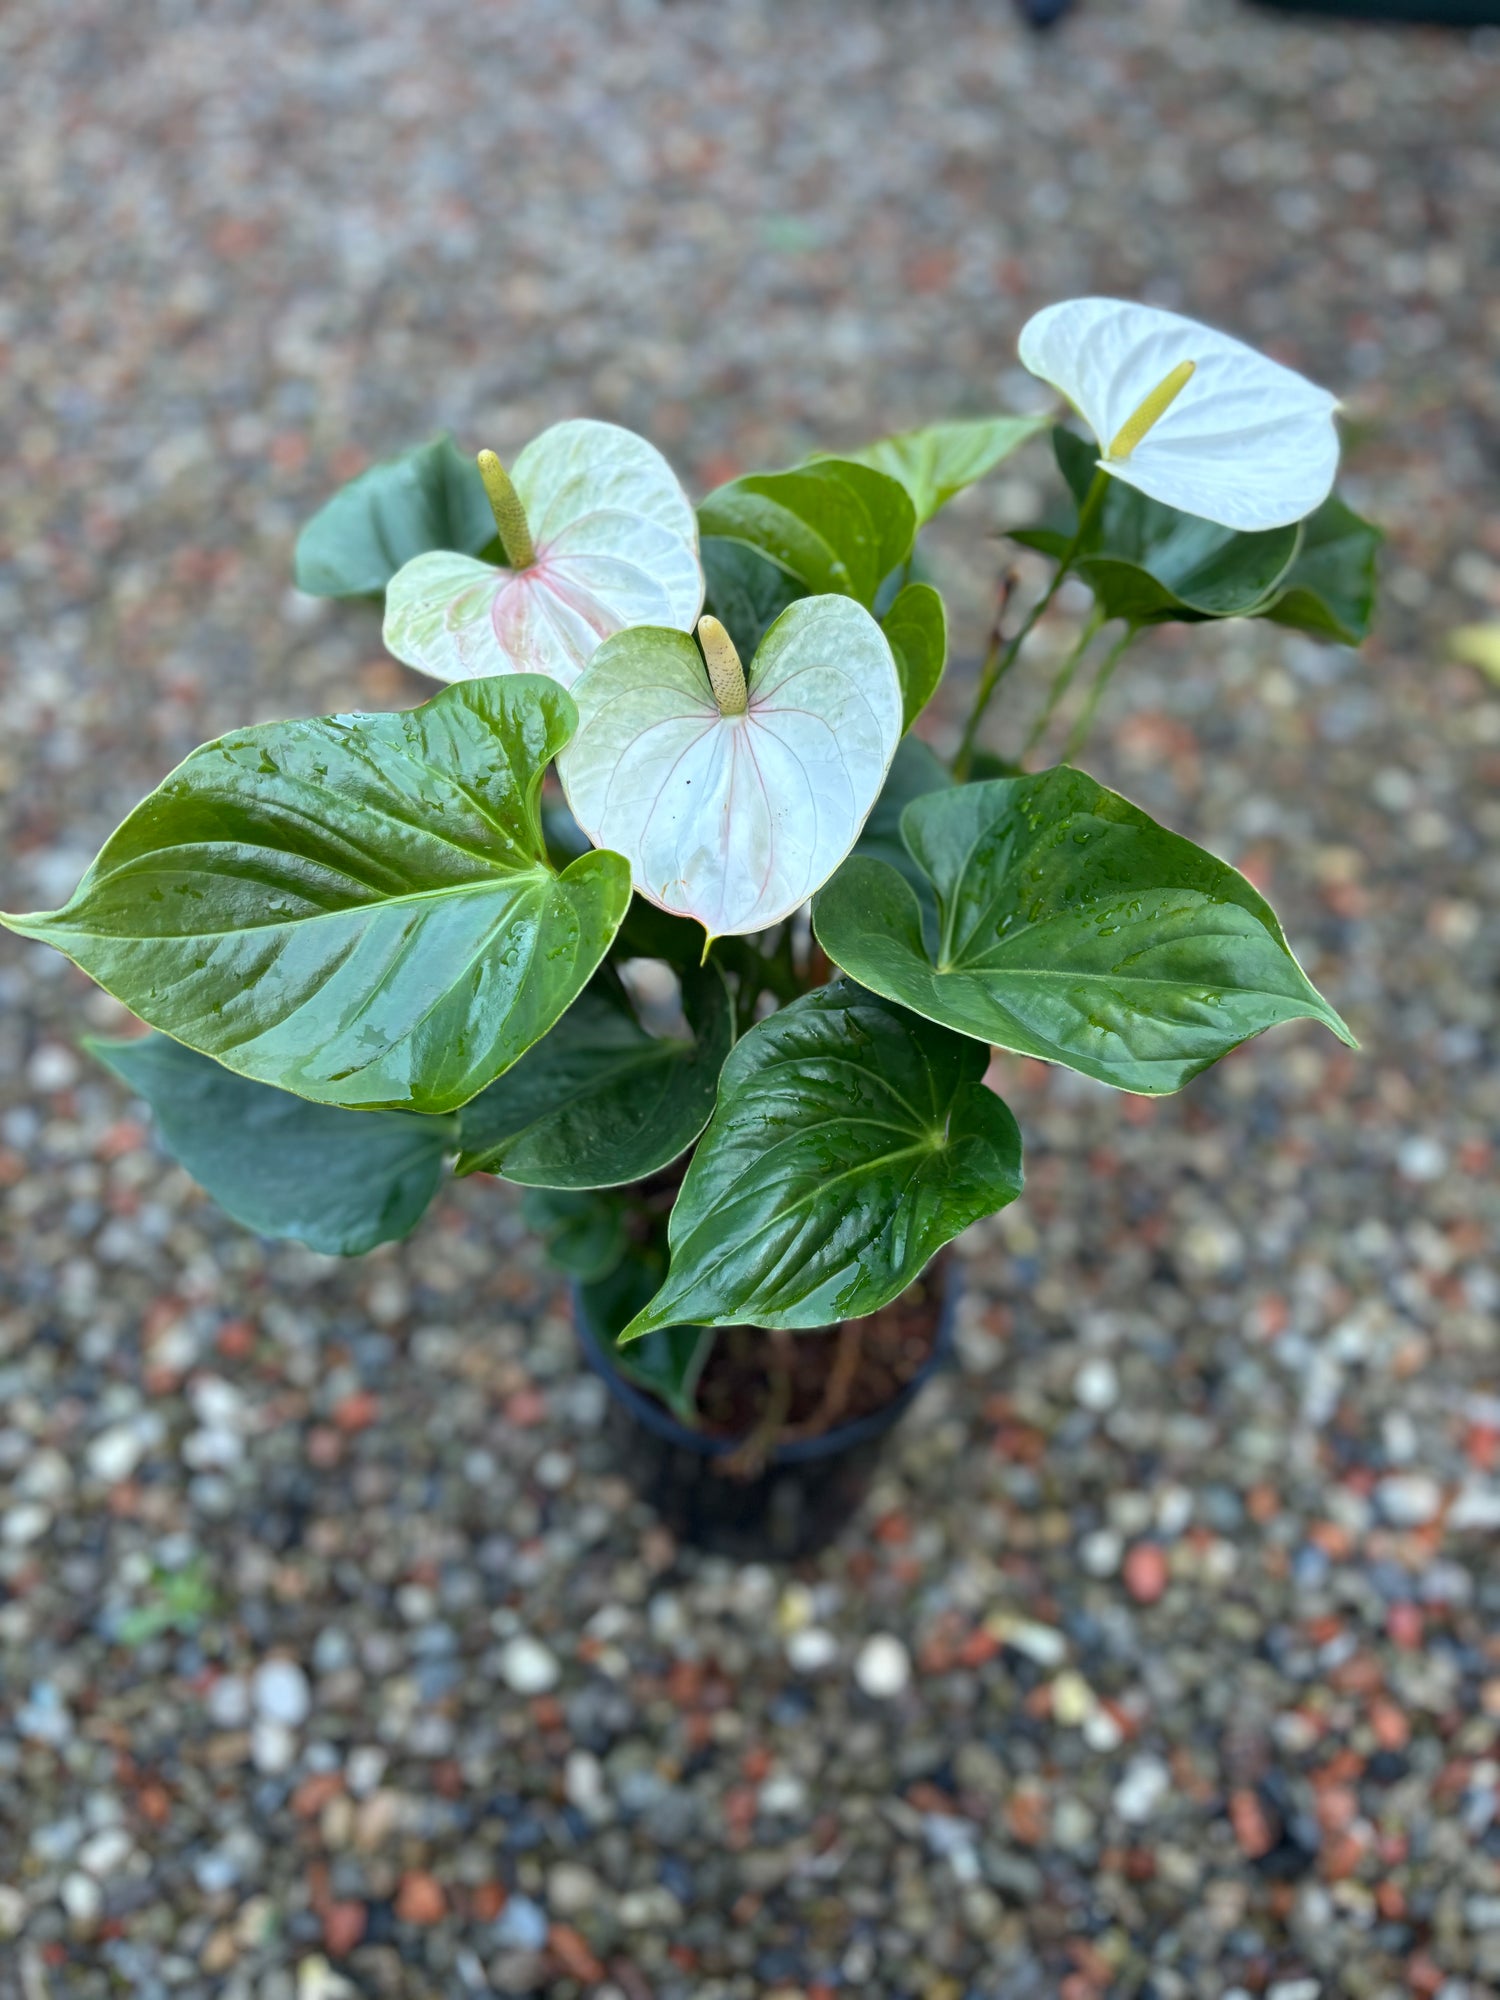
xmin=2 ymin=2 xmax=1499 ymax=1996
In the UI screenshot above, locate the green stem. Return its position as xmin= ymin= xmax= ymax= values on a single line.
xmin=1062 ymin=623 xmax=1136 ymax=763
xmin=1020 ymin=605 xmax=1104 ymax=767
xmin=953 ymin=467 xmax=1109 ymax=781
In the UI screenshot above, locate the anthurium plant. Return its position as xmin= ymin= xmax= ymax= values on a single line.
xmin=6 ymin=302 xmax=1381 ymax=1437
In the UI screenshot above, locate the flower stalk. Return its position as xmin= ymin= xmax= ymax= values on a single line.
xmin=476 ymin=449 xmax=536 ymax=571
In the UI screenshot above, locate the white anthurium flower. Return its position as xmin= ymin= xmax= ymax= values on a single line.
xmin=382 ymin=419 xmax=703 ymax=689
xmin=560 ymin=599 xmax=903 ymax=942
xmin=1018 ymin=298 xmax=1341 ymax=532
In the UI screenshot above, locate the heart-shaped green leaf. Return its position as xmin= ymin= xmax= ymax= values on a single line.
xmin=4 ymin=677 xmax=631 ymax=1115
xmin=1262 ymin=494 xmax=1382 ymax=644
xmin=813 ymin=769 xmax=1353 ymax=1096
xmin=89 ymin=1033 xmax=454 ymax=1255
xmin=848 ymin=415 xmax=1048 ymax=526
xmin=700 ymin=536 xmax=807 ymax=663
xmin=1013 ymin=428 xmax=1303 ymax=627
xmin=456 ymin=963 xmax=733 ymax=1187
xmin=579 ymin=1254 xmax=715 ymax=1424
xmin=621 ymin=979 xmax=1024 ymax=1337
xmin=294 ymin=436 xmax=497 ymax=598
xmin=881 ymin=581 xmax=948 ymax=731
xmin=697 ymin=459 xmax=916 ymax=608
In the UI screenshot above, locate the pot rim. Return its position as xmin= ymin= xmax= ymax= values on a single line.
xmin=573 ymin=1262 xmax=960 ymax=1465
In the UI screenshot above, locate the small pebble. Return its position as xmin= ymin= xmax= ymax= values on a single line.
xmin=785 ymin=1625 xmax=840 ymax=1673
xmin=1376 ymin=1473 xmax=1444 ymax=1527
xmin=854 ymin=1634 xmax=911 ymax=1699
xmin=1124 ymin=1542 xmax=1169 ymax=1604
xmin=1074 ymin=1356 xmax=1119 ymax=1412
xmin=253 ymin=1659 xmax=311 ymax=1727
xmin=498 ymin=1635 xmax=560 ymax=1694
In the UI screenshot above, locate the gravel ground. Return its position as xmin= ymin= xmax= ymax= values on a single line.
xmin=3 ymin=2 xmax=1500 ymax=1995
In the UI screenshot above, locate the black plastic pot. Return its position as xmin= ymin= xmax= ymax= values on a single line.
xmin=573 ymin=1275 xmax=958 ymax=1561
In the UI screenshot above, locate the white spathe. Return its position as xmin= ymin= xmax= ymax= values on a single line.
xmin=560 ymin=597 xmax=902 ymax=940
xmin=382 ymin=419 xmax=703 ymax=689
xmin=1018 ymin=298 xmax=1340 ymax=532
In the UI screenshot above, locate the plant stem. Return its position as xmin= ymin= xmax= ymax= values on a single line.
xmin=1020 ymin=605 xmax=1104 ymax=766
xmin=953 ymin=466 xmax=1109 ymax=780
xmin=1062 ymin=622 xmax=1136 ymax=762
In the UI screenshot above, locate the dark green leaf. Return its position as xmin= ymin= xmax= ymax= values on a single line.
xmin=294 ymin=436 xmax=497 ymax=598
xmin=90 ymin=1032 xmax=454 ymax=1255
xmin=1012 ymin=427 xmax=1302 ymax=627
xmin=1262 ymin=494 xmax=1383 ymax=644
xmin=621 ymin=979 xmax=1023 ymax=1337
xmin=4 ymin=676 xmax=631 ymax=1115
xmin=881 ymin=582 xmax=948 ymax=731
xmin=522 ymin=1188 xmax=629 ymax=1283
xmin=853 ymin=734 xmax=953 ymax=900
xmin=848 ymin=415 xmax=1048 ymax=526
xmin=813 ymin=768 xmax=1354 ymax=1095
xmin=700 ymin=536 xmax=807 ymax=662
xmin=578 ymin=1252 xmax=714 ymax=1424
xmin=456 ymin=963 xmax=733 ymax=1187
xmin=697 ymin=459 xmax=916 ymax=608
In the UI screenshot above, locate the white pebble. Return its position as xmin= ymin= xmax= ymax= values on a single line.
xmin=251 ymin=1719 xmax=297 ymax=1775
xmin=500 ymin=1634 xmax=560 ymax=1694
xmin=1450 ymin=1482 xmax=1500 ymax=1531
xmin=60 ymin=1872 xmax=102 ymax=1924
xmin=87 ymin=1424 xmax=146 ymax=1485
xmin=785 ymin=1626 xmax=839 ymax=1674
xmin=0 ymin=1885 xmax=26 ymax=1937
xmin=253 ymin=1659 xmax=311 ymax=1727
xmin=565 ymin=1749 xmax=607 ymax=1817
xmin=345 ymin=1746 xmax=388 ymax=1797
xmin=2 ymin=1502 xmax=51 ymax=1547
xmin=1267 ymin=1981 xmax=1321 ymax=2000
xmin=1377 ymin=1473 xmax=1444 ymax=1528
xmin=205 ymin=1675 xmax=250 ymax=1730
xmin=19 ymin=1448 xmax=73 ymax=1502
xmin=854 ymin=1633 xmax=911 ymax=1700
xmin=1113 ymin=1755 xmax=1170 ymax=1824
xmin=1074 ymin=1357 xmax=1119 ymax=1412
xmin=760 ymin=1773 xmax=808 ymax=1815
xmin=1079 ymin=1529 xmax=1123 ymax=1577
xmin=78 ymin=1827 xmax=134 ymax=1878
xmin=1397 ymin=1135 xmax=1447 ymax=1183
xmin=29 ymin=1043 xmax=80 ymax=1092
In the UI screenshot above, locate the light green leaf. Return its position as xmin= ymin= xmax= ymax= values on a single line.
xmin=89 ymin=1033 xmax=453 ymax=1255
xmin=456 ymin=963 xmax=733 ymax=1187
xmin=697 ymin=459 xmax=916 ymax=608
xmin=848 ymin=415 xmax=1047 ymax=526
xmin=1013 ymin=427 xmax=1303 ymax=626
xmin=813 ymin=768 xmax=1354 ymax=1095
xmin=1262 ymin=494 xmax=1382 ymax=644
xmin=294 ymin=436 xmax=497 ymax=598
xmin=621 ymin=979 xmax=1024 ymax=1337
xmin=4 ymin=677 xmax=631 ymax=1115
xmin=881 ymin=582 xmax=948 ymax=731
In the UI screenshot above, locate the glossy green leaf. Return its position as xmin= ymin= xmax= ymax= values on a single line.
xmin=294 ymin=436 xmax=497 ymax=598
xmin=848 ymin=415 xmax=1048 ymax=526
xmin=4 ymin=676 xmax=631 ymax=1115
xmin=456 ymin=963 xmax=733 ymax=1187
xmin=1262 ymin=494 xmax=1382 ymax=644
xmin=697 ymin=458 xmax=916 ymax=608
xmin=621 ymin=979 xmax=1024 ymax=1337
xmin=522 ymin=1188 xmax=629 ymax=1283
xmin=1012 ymin=428 xmax=1302 ymax=627
xmin=578 ymin=1253 xmax=715 ymax=1424
xmin=700 ymin=536 xmax=807 ymax=663
xmin=813 ymin=769 xmax=1354 ymax=1095
xmin=881 ymin=582 xmax=948 ymax=731
xmin=89 ymin=1033 xmax=454 ymax=1255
